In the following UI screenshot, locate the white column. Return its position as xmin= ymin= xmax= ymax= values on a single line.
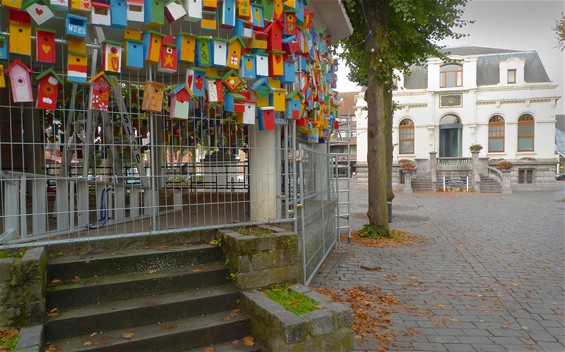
xmin=249 ymin=124 xmax=277 ymax=222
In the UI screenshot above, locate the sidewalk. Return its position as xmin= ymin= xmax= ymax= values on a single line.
xmin=311 ymin=182 xmax=565 ymax=352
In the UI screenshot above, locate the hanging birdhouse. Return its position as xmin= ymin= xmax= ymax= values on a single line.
xmin=285 ymin=90 xmax=303 ymax=120
xmin=282 ymin=34 xmax=299 ymax=55
xmin=249 ymin=77 xmax=272 ymax=99
xmin=270 ymin=88 xmax=285 ymax=111
xmin=177 ymin=32 xmax=196 ymax=64
xmin=220 ymin=0 xmax=235 ymax=28
xmin=210 ymin=38 xmax=228 ymax=67
xmin=273 ymin=0 xmax=283 ymax=20
xmin=184 ymin=0 xmax=201 ymax=22
xmin=281 ymin=60 xmax=296 ymax=83
xmin=206 ymin=78 xmax=224 ymax=103
xmin=234 ymin=18 xmax=254 ymax=39
xmin=283 ymin=11 xmax=297 ymax=35
xmin=9 ymin=10 xmax=32 ymax=56
xmin=88 ymin=71 xmax=116 ymax=111
xmin=70 ymin=0 xmax=91 ymax=13
xmin=195 ymin=35 xmax=212 ymax=67
xmin=126 ymin=0 xmax=144 ymax=22
xmin=251 ymin=4 xmax=264 ymax=28
xmin=159 ymin=35 xmax=178 ymax=73
xmin=24 ymin=0 xmax=55 ymax=25
xmin=224 ymin=91 xmax=245 ymax=112
xmin=268 ymin=50 xmax=285 ymax=76
xmin=144 ymin=30 xmax=164 ymax=64
xmin=295 ymin=0 xmax=304 ymax=22
xmin=164 ymin=0 xmax=185 ymax=23
xmin=5 ymin=58 xmax=34 ymax=103
xmin=109 ymin=0 xmax=127 ymax=28
xmin=34 ymin=28 xmax=56 ymax=64
xmin=265 ymin=19 xmax=283 ymax=51
xmin=237 ymin=100 xmax=256 ymax=125
xmin=226 ymin=36 xmax=245 ymax=69
xmin=91 ymin=1 xmax=111 ymax=26
xmin=186 ymin=67 xmax=206 ymax=97
xmin=258 ymin=106 xmax=275 ymax=130
xmin=3 ymin=0 xmax=23 ymax=10
xmin=256 ymin=52 xmax=269 ymax=77
xmin=67 ymin=40 xmax=88 ymax=83
xmin=124 ymin=29 xmax=144 ymax=69
xmin=240 ymin=54 xmax=256 ymax=79
xmin=222 ymin=69 xmax=243 ymax=92
xmin=49 ymin=0 xmax=68 ymax=11
xmin=201 ymin=10 xmax=217 ymax=31
xmin=168 ymin=83 xmax=190 ymax=119
xmin=0 ymin=65 xmax=6 ymax=88
xmin=65 ymin=14 xmax=87 ymax=38
xmin=236 ymin=0 xmax=250 ymax=20
xmin=144 ymin=0 xmax=164 ymax=26
xmin=261 ymin=0 xmax=273 ymax=20
xmin=102 ymin=40 xmax=123 ymax=74
xmin=142 ymin=81 xmax=166 ymax=112
xmin=249 ymin=30 xmax=268 ymax=50
xmin=0 ymin=36 xmax=6 ymax=60
xmin=35 ymin=68 xmax=62 ymax=110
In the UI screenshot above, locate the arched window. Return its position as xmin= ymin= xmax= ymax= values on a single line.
xmin=440 ymin=64 xmax=463 ymax=88
xmin=518 ymin=114 xmax=534 ymax=151
xmin=399 ymin=119 xmax=414 ymax=154
xmin=488 ymin=115 xmax=505 ymax=152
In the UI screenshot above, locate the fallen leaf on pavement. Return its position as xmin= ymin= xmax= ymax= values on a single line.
xmin=122 ymin=332 xmax=135 ymax=339
xmin=243 ymin=336 xmax=255 ymax=347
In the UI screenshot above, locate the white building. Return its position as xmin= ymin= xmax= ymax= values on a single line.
xmin=355 ymin=47 xmax=560 ymax=191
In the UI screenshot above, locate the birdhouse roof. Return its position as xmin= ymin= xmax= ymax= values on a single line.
xmin=286 ymin=90 xmax=304 ymax=100
xmin=265 ymin=19 xmax=283 ymax=32
xmin=36 ymin=27 xmax=57 ymax=34
xmin=92 ymin=1 xmax=110 ymax=8
xmin=249 ymin=77 xmax=271 ymax=91
xmin=228 ymin=36 xmax=246 ymax=48
xmin=169 ymin=83 xmax=189 ymax=96
xmin=5 ymin=58 xmax=34 ymax=75
xmin=102 ymin=40 xmax=123 ymax=47
xmin=144 ymin=80 xmax=167 ymax=88
xmin=35 ymin=68 xmax=63 ymax=84
xmin=221 ymin=69 xmax=241 ymax=81
xmin=162 ymin=35 xmax=177 ymax=47
xmin=226 ymin=91 xmax=247 ymax=100
xmin=89 ymin=71 xmax=117 ymax=86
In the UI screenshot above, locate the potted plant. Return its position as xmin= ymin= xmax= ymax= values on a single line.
xmin=497 ymin=160 xmax=514 ymax=170
xmin=469 ymin=144 xmax=483 ymax=152
xmin=398 ymin=159 xmax=416 ymax=172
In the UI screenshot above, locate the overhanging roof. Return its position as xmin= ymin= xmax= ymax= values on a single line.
xmin=308 ymin=0 xmax=353 ymax=43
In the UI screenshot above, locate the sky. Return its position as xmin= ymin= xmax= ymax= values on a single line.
xmin=335 ymin=0 xmax=565 ymax=114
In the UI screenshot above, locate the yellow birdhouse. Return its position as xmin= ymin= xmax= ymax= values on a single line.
xmin=177 ymin=32 xmax=196 ymax=64
xmin=0 ymin=64 xmax=6 ymax=88
xmin=142 ymin=81 xmax=166 ymax=112
xmin=9 ymin=10 xmax=32 ymax=56
xmin=3 ymin=0 xmax=22 ymax=9
xmin=270 ymin=88 xmax=285 ymax=112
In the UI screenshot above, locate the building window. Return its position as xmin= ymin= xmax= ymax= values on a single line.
xmin=518 ymin=114 xmax=534 ymax=151
xmin=488 ymin=115 xmax=505 ymax=152
xmin=440 ymin=64 xmax=463 ymax=88
xmin=518 ymin=169 xmax=533 ymax=184
xmin=399 ymin=119 xmax=414 ymax=154
xmin=507 ymin=69 xmax=517 ymax=84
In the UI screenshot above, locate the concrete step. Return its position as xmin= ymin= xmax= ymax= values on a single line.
xmin=479 ymin=176 xmax=502 ymax=193
xmin=44 ymin=310 xmax=252 ymax=352
xmin=187 ymin=340 xmax=263 ymax=352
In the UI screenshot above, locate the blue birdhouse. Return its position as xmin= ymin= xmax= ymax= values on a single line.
xmin=281 ymin=60 xmax=296 ymax=84
xmin=65 ymin=14 xmax=87 ymax=38
xmin=110 ymin=0 xmax=128 ymax=28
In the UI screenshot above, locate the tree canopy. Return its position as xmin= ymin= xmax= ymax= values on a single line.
xmin=555 ymin=12 xmax=565 ymax=51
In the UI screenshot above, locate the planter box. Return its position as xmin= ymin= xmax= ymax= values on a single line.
xmin=216 ymin=225 xmax=300 ymax=290
xmin=241 ymin=284 xmax=353 ymax=352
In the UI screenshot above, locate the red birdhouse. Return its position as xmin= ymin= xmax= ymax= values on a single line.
xmin=265 ymin=19 xmax=283 ymax=51
xmin=89 ymin=71 xmax=116 ymax=111
xmin=35 ymin=28 xmax=57 ymax=64
xmin=159 ymin=35 xmax=178 ymax=73
xmin=35 ymin=68 xmax=63 ymax=110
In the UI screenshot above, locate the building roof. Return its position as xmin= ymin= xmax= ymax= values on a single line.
xmin=403 ymin=47 xmax=552 ymax=89
xmin=336 ymin=91 xmax=359 ymax=116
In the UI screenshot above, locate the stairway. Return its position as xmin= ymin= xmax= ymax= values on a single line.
xmin=411 ymin=174 xmax=434 ymax=192
xmin=43 ymin=244 xmax=261 ymax=352
xmin=479 ymin=175 xmax=502 ymax=193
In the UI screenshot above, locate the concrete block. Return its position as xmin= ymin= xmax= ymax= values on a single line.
xmin=303 ymin=309 xmax=334 ymax=336
xmin=15 ymin=325 xmax=43 ymax=351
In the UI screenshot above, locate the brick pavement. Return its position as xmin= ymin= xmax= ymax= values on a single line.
xmin=310 ymin=182 xmax=565 ymax=352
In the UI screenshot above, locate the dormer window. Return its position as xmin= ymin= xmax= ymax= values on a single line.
xmin=440 ymin=64 xmax=463 ymax=88
xmin=507 ymin=69 xmax=517 ymax=84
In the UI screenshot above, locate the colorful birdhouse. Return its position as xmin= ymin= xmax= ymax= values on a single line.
xmin=49 ymin=0 xmax=68 ymax=11
xmin=210 ymin=38 xmax=228 ymax=67
xmin=177 ymin=33 xmax=196 ymax=64
xmin=295 ymin=0 xmax=304 ymax=22
xmin=270 ymin=88 xmax=285 ymax=111
xmin=202 ymin=0 xmax=215 ymax=9
xmin=126 ymin=0 xmax=144 ymax=22
xmin=0 ymin=36 xmax=7 ymax=60
xmin=224 ymin=91 xmax=245 ymax=112
xmin=261 ymin=0 xmax=273 ymax=21
xmin=159 ymin=35 xmax=178 ymax=73
xmin=236 ymin=0 xmax=251 ymax=20
xmin=265 ymin=19 xmax=283 ymax=51
xmin=256 ymin=52 xmax=269 ymax=77
xmin=206 ymin=78 xmax=224 ymax=103
xmin=5 ymin=59 xmax=33 ymax=103
xmin=91 ymin=1 xmax=111 ymax=26
xmin=251 ymin=4 xmax=264 ymax=28
xmin=284 ymin=11 xmax=297 ymax=35
xmin=144 ymin=31 xmax=164 ymax=64
xmin=240 ymin=54 xmax=256 ymax=79
xmin=65 ymin=14 xmax=87 ymax=38
xmin=249 ymin=77 xmax=272 ymax=99
xmin=164 ymin=0 xmax=186 ymax=22
xmin=273 ymin=0 xmax=283 ymax=21
xmin=25 ymin=2 xmax=53 ymax=25
xmin=249 ymin=30 xmax=268 ymax=49
xmin=9 ymin=10 xmax=32 ymax=56
xmin=36 ymin=68 xmax=62 ymax=109
xmin=35 ymin=28 xmax=56 ymax=64
xmin=222 ymin=69 xmax=243 ymax=92
xmin=226 ymin=36 xmax=245 ymax=69
xmin=285 ymin=90 xmax=303 ymax=120
xmin=258 ymin=106 xmax=275 ymax=130
xmin=169 ymin=83 xmax=190 ymax=119
xmin=88 ymin=71 xmax=115 ymax=111
xmin=102 ymin=40 xmax=122 ymax=74
xmin=142 ymin=81 xmax=166 ymax=112
xmin=184 ymin=0 xmax=201 ymax=22
xmin=70 ymin=0 xmax=91 ymax=13
xmin=195 ymin=36 xmax=212 ymax=67
xmin=124 ymin=30 xmax=144 ymax=69
xmin=220 ymin=0 xmax=235 ymax=28
xmin=268 ymin=50 xmax=285 ymax=76
xmin=186 ymin=67 xmax=206 ymax=97
xmin=0 ymin=65 xmax=6 ymax=88
xmin=237 ymin=100 xmax=256 ymax=124
xmin=3 ymin=0 xmax=22 ymax=9
xmin=234 ymin=18 xmax=254 ymax=39
xmin=281 ymin=60 xmax=296 ymax=83
xmin=67 ymin=40 xmax=88 ymax=83
xmin=144 ymin=0 xmax=164 ymax=26
xmin=109 ymin=0 xmax=127 ymax=27
xmin=282 ymin=34 xmax=299 ymax=55
xmin=201 ymin=10 xmax=217 ymax=30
